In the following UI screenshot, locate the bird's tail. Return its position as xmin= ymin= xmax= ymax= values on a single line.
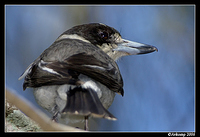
xmin=62 ymin=87 xmax=117 ymax=120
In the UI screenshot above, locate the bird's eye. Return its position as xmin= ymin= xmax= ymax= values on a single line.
xmin=100 ymin=32 xmax=109 ymax=40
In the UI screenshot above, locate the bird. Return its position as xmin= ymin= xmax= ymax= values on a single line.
xmin=18 ymin=23 xmax=158 ymax=131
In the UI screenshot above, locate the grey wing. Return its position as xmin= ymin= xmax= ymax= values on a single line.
xmin=19 ymin=40 xmax=123 ymax=95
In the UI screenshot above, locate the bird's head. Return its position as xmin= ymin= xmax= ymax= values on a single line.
xmin=57 ymin=23 xmax=158 ymax=61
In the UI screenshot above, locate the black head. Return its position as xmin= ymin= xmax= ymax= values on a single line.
xmin=58 ymin=23 xmax=157 ymax=61
xmin=62 ymin=23 xmax=121 ymax=46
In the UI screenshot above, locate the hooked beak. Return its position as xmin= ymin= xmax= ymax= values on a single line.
xmin=115 ymin=39 xmax=158 ymax=55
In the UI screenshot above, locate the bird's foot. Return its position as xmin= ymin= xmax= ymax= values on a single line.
xmin=51 ymin=111 xmax=59 ymax=122
xmin=84 ymin=116 xmax=89 ymax=131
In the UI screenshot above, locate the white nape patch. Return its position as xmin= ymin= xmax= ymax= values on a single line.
xmin=56 ymin=34 xmax=91 ymax=44
xmin=18 ymin=62 xmax=34 ymax=80
xmin=82 ymin=65 xmax=106 ymax=71
xmin=38 ymin=60 xmax=60 ymax=75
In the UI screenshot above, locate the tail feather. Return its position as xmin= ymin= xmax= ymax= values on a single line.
xmin=62 ymin=87 xmax=117 ymax=120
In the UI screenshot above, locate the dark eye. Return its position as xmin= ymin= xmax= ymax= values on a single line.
xmin=100 ymin=32 xmax=109 ymax=40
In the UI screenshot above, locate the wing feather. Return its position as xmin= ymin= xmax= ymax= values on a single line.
xmin=21 ymin=39 xmax=123 ymax=95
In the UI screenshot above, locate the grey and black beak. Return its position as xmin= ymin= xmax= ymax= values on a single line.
xmin=115 ymin=39 xmax=158 ymax=55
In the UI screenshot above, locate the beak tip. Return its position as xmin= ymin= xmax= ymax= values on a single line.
xmin=153 ymin=46 xmax=158 ymax=52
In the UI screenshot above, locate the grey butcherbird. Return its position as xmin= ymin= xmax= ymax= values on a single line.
xmin=19 ymin=23 xmax=158 ymax=131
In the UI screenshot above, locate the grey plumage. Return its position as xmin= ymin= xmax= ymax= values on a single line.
xmin=22 ymin=39 xmax=123 ymax=95
xmin=19 ymin=23 xmax=157 ymax=130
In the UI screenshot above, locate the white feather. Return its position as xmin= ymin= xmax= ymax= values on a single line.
xmin=82 ymin=65 xmax=106 ymax=71
xmin=38 ymin=60 xmax=60 ymax=75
